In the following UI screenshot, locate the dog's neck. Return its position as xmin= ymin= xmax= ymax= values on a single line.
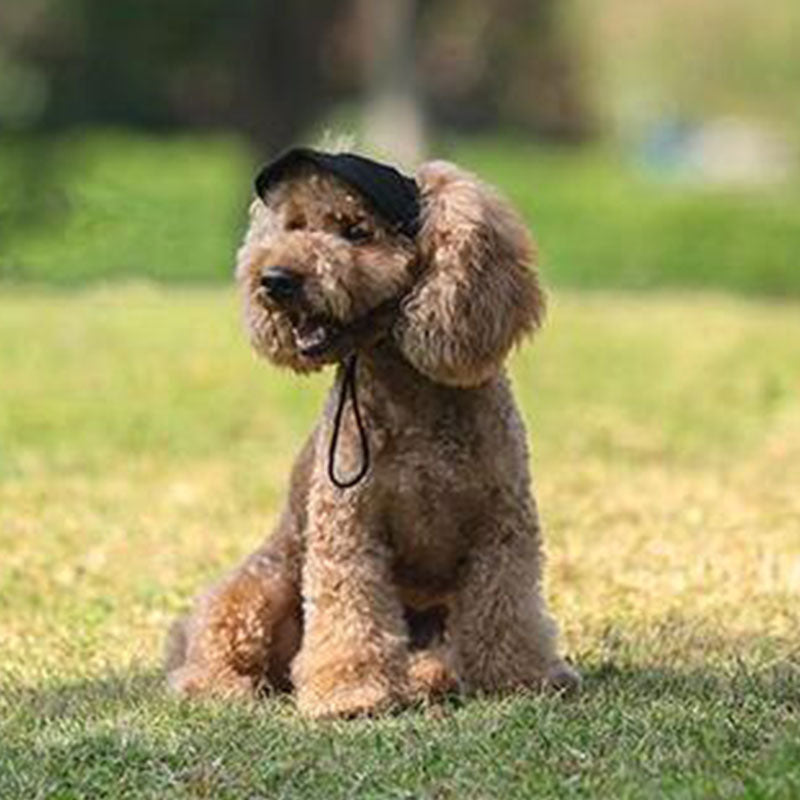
xmin=348 ymin=339 xmax=439 ymax=409
xmin=341 ymin=338 xmax=501 ymax=425
xmin=325 ymin=339 xmax=509 ymax=489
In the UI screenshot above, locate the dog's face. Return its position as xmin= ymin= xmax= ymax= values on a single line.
xmin=237 ymin=165 xmax=419 ymax=372
xmin=238 ymin=156 xmax=545 ymax=386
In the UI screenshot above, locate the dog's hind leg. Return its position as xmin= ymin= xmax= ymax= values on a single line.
xmin=403 ymin=604 xmax=459 ymax=699
xmin=407 ymin=646 xmax=458 ymax=699
xmin=166 ymin=517 xmax=302 ymax=699
xmin=166 ymin=435 xmax=313 ymax=699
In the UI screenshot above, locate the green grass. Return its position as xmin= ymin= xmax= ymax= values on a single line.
xmin=1 ymin=286 xmax=799 ymax=798
xmin=2 ymin=131 xmax=800 ymax=295
xmin=449 ymin=138 xmax=800 ymax=297
xmin=0 ymin=132 xmax=252 ymax=284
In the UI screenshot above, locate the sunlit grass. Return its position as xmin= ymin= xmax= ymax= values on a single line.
xmin=1 ymin=286 xmax=799 ymax=797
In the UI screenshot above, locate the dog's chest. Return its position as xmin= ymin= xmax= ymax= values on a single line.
xmin=327 ymin=365 xmax=531 ymax=591
xmin=378 ymin=424 xmax=491 ymax=593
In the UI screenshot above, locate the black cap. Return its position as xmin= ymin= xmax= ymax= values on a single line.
xmin=254 ymin=147 xmax=420 ymax=238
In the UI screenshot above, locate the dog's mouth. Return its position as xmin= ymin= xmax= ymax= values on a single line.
xmin=255 ymin=283 xmax=399 ymax=362
xmin=291 ymin=312 xmax=343 ymax=358
xmin=254 ymin=285 xmax=344 ymax=359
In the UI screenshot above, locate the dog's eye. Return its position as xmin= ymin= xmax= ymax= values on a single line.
xmin=342 ymin=222 xmax=373 ymax=244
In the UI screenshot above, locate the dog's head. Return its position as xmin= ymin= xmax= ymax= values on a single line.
xmin=236 ymin=149 xmax=544 ymax=385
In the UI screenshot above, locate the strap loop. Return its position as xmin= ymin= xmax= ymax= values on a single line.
xmin=327 ymin=353 xmax=370 ymax=489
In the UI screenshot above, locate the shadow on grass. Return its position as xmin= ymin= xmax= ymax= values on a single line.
xmin=2 ymin=649 xmax=799 ymax=798
xmin=2 ymin=668 xmax=164 ymax=720
xmin=0 ymin=668 xmax=279 ymax=798
xmin=582 ymin=658 xmax=800 ymax=708
xmin=5 ymin=649 xmax=797 ymax=723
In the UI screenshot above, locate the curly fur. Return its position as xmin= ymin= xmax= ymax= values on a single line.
xmin=166 ymin=155 xmax=578 ymax=718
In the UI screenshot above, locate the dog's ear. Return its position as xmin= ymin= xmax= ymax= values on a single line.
xmin=393 ymin=161 xmax=545 ymax=386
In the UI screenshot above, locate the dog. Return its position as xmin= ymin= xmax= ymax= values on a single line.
xmin=165 ymin=147 xmax=579 ymax=718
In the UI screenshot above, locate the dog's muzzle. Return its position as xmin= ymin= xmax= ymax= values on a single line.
xmin=257 ymin=266 xmax=344 ymax=358
xmin=260 ymin=266 xmax=304 ymax=302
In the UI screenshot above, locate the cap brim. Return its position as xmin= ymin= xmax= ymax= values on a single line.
xmin=254 ymin=147 xmax=420 ymax=237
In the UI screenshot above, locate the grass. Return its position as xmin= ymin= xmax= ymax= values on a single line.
xmin=1 ymin=285 xmax=799 ymax=798
xmin=448 ymin=138 xmax=800 ymax=297
xmin=0 ymin=132 xmax=251 ymax=284
xmin=2 ymin=131 xmax=800 ymax=295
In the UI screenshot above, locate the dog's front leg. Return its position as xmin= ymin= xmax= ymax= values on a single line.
xmin=449 ymin=511 xmax=580 ymax=695
xmin=292 ymin=490 xmax=410 ymax=719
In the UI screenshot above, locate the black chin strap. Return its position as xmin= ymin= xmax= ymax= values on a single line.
xmin=328 ymin=352 xmax=370 ymax=489
xmin=324 ymin=296 xmax=403 ymax=490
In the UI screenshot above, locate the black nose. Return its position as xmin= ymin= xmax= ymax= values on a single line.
xmin=260 ymin=267 xmax=303 ymax=300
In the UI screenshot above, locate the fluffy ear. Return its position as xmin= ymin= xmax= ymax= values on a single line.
xmin=393 ymin=161 xmax=545 ymax=387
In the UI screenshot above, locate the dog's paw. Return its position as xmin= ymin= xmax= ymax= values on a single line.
xmin=167 ymin=664 xmax=256 ymax=700
xmin=543 ymin=660 xmax=581 ymax=695
xmin=408 ymin=649 xmax=458 ymax=699
xmin=297 ymin=680 xmax=399 ymax=720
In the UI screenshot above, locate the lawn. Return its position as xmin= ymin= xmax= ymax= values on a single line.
xmin=1 ymin=286 xmax=799 ymax=798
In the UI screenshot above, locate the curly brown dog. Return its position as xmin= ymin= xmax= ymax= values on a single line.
xmin=165 ymin=148 xmax=579 ymax=718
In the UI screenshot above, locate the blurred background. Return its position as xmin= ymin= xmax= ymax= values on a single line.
xmin=1 ymin=0 xmax=799 ymax=292
xmin=3 ymin=9 xmax=800 ymax=788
